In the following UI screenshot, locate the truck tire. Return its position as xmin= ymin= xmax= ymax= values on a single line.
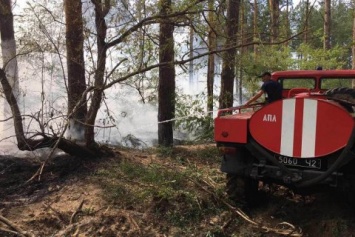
xmin=339 ymin=175 xmax=355 ymax=207
xmin=325 ymin=87 xmax=355 ymax=112
xmin=226 ymin=174 xmax=259 ymax=207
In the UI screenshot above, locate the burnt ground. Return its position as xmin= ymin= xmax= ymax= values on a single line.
xmin=0 ymin=144 xmax=354 ymax=237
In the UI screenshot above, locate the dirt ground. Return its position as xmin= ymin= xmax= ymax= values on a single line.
xmin=0 ymin=145 xmax=355 ymax=237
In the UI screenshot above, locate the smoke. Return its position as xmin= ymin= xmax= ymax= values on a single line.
xmin=94 ymin=85 xmax=158 ymax=148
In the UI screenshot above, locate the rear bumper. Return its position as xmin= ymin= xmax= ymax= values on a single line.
xmin=249 ymin=163 xmax=342 ymax=187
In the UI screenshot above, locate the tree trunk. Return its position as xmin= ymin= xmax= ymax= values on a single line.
xmin=207 ymin=0 xmax=216 ymax=112
xmin=85 ymin=0 xmax=110 ymax=147
xmin=239 ymin=1 xmax=247 ymax=104
xmin=136 ymin=0 xmax=145 ymax=70
xmin=0 ymin=0 xmax=19 ymax=95
xmin=0 ymin=0 xmax=20 ymax=142
xmin=218 ymin=0 xmax=240 ymax=109
xmin=0 ymin=1 xmax=96 ymax=157
xmin=324 ymin=0 xmax=331 ymax=50
xmin=284 ymin=0 xmax=290 ymax=47
xmin=0 ymin=69 xmax=26 ymax=148
xmin=0 ymin=68 xmax=96 ymax=158
xmin=158 ymin=0 xmax=175 ymax=146
xmin=64 ymin=0 xmax=87 ymax=142
xmin=303 ymin=0 xmax=310 ymax=44
xmin=253 ymin=0 xmax=259 ymax=55
xmin=269 ymin=0 xmax=280 ymax=43
xmin=189 ymin=25 xmax=194 ymax=85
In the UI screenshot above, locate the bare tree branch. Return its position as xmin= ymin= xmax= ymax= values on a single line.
xmin=0 ymin=214 xmax=35 ymax=237
xmin=104 ymin=31 xmax=305 ymax=90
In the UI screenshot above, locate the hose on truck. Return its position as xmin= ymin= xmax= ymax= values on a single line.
xmin=296 ymin=126 xmax=355 ymax=188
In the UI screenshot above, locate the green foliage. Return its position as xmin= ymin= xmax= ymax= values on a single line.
xmin=174 ymin=93 xmax=214 ymax=142
xmin=331 ymin=2 xmax=352 ymax=48
xmin=321 ymin=78 xmax=353 ymax=90
xmin=164 ymin=191 xmax=221 ymax=227
xmin=282 ymin=78 xmax=316 ymax=89
xmin=239 ymin=42 xmax=349 ymax=102
xmin=241 ymin=76 xmax=262 ymax=104
xmin=95 ymin=159 xmax=187 ymax=204
xmin=156 ymin=145 xmax=175 ymax=157
xmin=237 ymin=45 xmax=292 ymax=102
xmin=194 ymin=145 xmax=220 ymax=160
xmin=291 ymin=0 xmax=353 ymax=53
xmin=295 ymin=44 xmax=348 ymax=70
xmin=241 ymin=45 xmax=293 ymax=76
xmin=92 ymin=145 xmax=227 ymax=234
xmin=122 ymin=161 xmax=185 ymax=187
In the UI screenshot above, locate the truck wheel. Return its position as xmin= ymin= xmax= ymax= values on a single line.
xmin=226 ymin=174 xmax=259 ymax=207
xmin=325 ymin=87 xmax=355 ymax=112
xmin=339 ymin=175 xmax=355 ymax=207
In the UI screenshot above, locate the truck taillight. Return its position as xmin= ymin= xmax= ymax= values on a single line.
xmin=218 ymin=146 xmax=237 ymax=155
xmin=221 ymin=131 xmax=228 ymax=137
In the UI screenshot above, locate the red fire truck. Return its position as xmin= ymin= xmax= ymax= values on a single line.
xmin=214 ymin=70 xmax=355 ymax=206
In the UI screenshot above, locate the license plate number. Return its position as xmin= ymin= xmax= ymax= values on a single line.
xmin=277 ymin=155 xmax=321 ymax=169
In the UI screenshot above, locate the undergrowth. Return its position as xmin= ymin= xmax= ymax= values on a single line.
xmin=89 ymin=145 xmax=307 ymax=237
xmin=91 ymin=145 xmax=255 ymax=236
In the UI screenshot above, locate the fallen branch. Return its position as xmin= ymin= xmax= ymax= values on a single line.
xmin=0 ymin=226 xmax=20 ymax=235
xmin=43 ymin=203 xmax=67 ymax=224
xmin=120 ymin=211 xmax=141 ymax=235
xmin=70 ymin=200 xmax=85 ymax=224
xmin=54 ymin=218 xmax=96 ymax=237
xmin=0 ymin=215 xmax=35 ymax=237
xmin=191 ymin=178 xmax=303 ymax=237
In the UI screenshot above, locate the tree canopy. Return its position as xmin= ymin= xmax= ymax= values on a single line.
xmin=0 ymin=0 xmax=354 ymax=160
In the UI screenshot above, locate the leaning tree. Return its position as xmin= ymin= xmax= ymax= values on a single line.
xmin=0 ymin=0 xmax=218 ymax=160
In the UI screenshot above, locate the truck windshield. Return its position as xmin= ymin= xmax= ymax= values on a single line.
xmin=320 ymin=78 xmax=354 ymax=90
xmin=279 ymin=78 xmax=316 ymax=89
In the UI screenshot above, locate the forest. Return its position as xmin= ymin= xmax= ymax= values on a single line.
xmin=0 ymin=0 xmax=353 ymax=156
xmin=0 ymin=0 xmax=355 ymax=236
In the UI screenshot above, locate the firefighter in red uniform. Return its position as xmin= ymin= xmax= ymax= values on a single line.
xmin=242 ymin=72 xmax=282 ymax=107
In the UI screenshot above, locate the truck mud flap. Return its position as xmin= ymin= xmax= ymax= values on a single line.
xmin=221 ymin=153 xmax=251 ymax=174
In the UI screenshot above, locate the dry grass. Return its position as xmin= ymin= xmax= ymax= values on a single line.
xmin=0 ymin=144 xmax=354 ymax=236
